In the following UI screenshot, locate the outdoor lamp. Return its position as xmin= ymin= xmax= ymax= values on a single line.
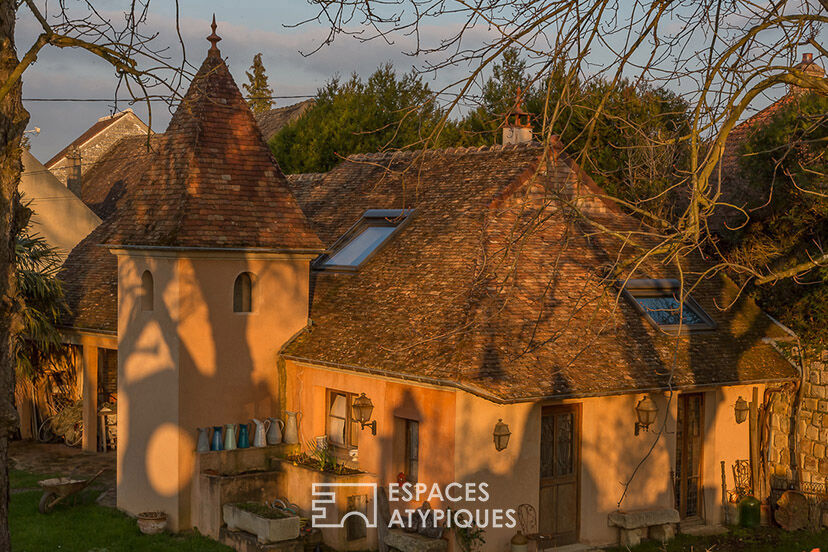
xmin=634 ymin=397 xmax=658 ymax=435
xmin=352 ymin=393 xmax=377 ymax=435
xmin=734 ymin=396 xmax=749 ymax=424
xmin=493 ymin=419 xmax=511 ymax=451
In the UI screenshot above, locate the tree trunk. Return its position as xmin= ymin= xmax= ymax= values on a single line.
xmin=1 ymin=0 xmax=28 ymax=548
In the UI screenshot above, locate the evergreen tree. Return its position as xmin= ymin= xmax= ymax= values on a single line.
xmin=270 ymin=64 xmax=449 ymax=174
xmin=243 ymin=53 xmax=274 ymax=115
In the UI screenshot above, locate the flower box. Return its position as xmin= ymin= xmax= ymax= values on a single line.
xmin=223 ymin=502 xmax=300 ymax=543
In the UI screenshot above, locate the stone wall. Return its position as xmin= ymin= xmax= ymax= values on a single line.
xmin=797 ymin=348 xmax=828 ymax=484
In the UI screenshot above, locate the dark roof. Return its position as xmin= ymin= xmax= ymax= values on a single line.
xmin=78 ymin=134 xmax=161 ymax=219
xmin=282 ymin=143 xmax=796 ymax=402
xmin=254 ymin=100 xmax=314 ymax=142
xmin=103 ymin=41 xmax=321 ymax=251
xmin=45 ymin=110 xmax=142 ymax=168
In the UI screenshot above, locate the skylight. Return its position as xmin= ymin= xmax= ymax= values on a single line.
xmin=619 ymin=279 xmax=716 ymax=332
xmin=318 ymin=209 xmax=413 ymax=270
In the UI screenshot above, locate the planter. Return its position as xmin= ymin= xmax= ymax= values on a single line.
xmin=137 ymin=511 xmax=167 ymax=535
xmin=223 ymin=503 xmax=300 ymax=543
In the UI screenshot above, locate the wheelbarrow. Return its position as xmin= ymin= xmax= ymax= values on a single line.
xmin=37 ymin=469 xmax=105 ymax=513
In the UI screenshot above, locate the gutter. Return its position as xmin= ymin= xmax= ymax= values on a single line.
xmin=280 ymin=354 xmax=798 ymax=406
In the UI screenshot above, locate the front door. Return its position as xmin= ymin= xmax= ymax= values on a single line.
xmin=675 ymin=393 xmax=704 ymax=519
xmin=538 ymin=404 xmax=580 ymax=546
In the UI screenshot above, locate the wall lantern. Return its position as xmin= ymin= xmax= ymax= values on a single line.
xmin=634 ymin=397 xmax=658 ymax=436
xmin=734 ymin=396 xmax=749 ymax=424
xmin=352 ymin=393 xmax=377 ymax=435
xmin=493 ymin=419 xmax=511 ymax=451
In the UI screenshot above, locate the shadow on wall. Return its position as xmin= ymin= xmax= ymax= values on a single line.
xmin=118 ymin=250 xmax=310 ymax=530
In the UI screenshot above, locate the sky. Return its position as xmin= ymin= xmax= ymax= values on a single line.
xmin=20 ymin=0 xmax=474 ymax=161
xmin=18 ymin=0 xmax=805 ymax=162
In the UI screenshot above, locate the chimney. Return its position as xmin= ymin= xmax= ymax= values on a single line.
xmin=66 ymin=146 xmax=83 ymax=198
xmin=502 ymin=88 xmax=533 ymax=145
xmin=790 ymin=53 xmax=825 ymax=94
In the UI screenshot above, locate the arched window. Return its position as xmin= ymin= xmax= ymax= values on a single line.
xmin=141 ymin=270 xmax=154 ymax=312
xmin=233 ymin=272 xmax=253 ymax=313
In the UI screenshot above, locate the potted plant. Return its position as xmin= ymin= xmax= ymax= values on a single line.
xmin=223 ymin=502 xmax=300 ymax=543
xmin=137 ymin=511 xmax=167 ymax=535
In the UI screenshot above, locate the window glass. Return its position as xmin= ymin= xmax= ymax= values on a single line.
xmin=141 ymin=271 xmax=154 ymax=312
xmin=324 ymin=225 xmax=396 ymax=267
xmin=233 ymin=273 xmax=253 ymax=313
xmin=329 ymin=393 xmax=348 ymax=446
xmin=634 ymin=296 xmax=704 ymax=326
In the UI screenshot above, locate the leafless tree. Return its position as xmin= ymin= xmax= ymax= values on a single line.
xmin=0 ymin=1 xmax=186 ymax=546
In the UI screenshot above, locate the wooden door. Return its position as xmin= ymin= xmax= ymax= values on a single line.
xmin=538 ymin=404 xmax=580 ymax=546
xmin=675 ymin=393 xmax=704 ymax=519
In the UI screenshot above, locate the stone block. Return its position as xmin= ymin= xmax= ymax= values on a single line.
xmin=648 ymin=524 xmax=675 ymax=543
xmin=806 ymin=425 xmax=820 ymax=441
xmin=608 ymin=509 xmax=680 ymax=529
xmin=820 ymin=429 xmax=828 ymax=442
xmin=804 ymin=398 xmax=818 ymax=412
xmin=814 ymin=385 xmax=827 ymax=399
xmin=811 ymin=371 xmax=821 ymax=384
xmin=805 ymin=457 xmax=818 ymax=472
xmin=819 ymin=401 xmax=828 ymax=413
xmin=773 ymin=432 xmax=788 ymax=449
xmin=816 ymin=443 xmax=827 ymax=459
xmin=820 ymin=459 xmax=828 ymax=475
xmin=619 ymin=528 xmax=642 ymax=547
xmin=384 ymin=529 xmax=447 ymax=552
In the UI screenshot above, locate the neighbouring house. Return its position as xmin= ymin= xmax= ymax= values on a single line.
xmin=50 ymin=24 xmax=802 ymax=551
xmin=45 ymin=108 xmax=150 ymax=194
xmin=254 ymin=99 xmax=314 ymax=142
xmin=19 ymin=150 xmax=101 ymax=261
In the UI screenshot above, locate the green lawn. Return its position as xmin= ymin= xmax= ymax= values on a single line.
xmin=606 ymin=526 xmax=828 ymax=551
xmin=10 ymin=475 xmax=231 ymax=552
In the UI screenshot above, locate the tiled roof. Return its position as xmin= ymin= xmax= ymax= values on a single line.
xmin=78 ymin=134 xmax=161 ymax=219
xmin=57 ymin=135 xmax=160 ymax=332
xmin=103 ymin=40 xmax=322 ymax=251
xmin=282 ymin=143 xmax=796 ymax=402
xmin=254 ymin=100 xmax=314 ymax=142
xmin=45 ymin=110 xmax=142 ymax=168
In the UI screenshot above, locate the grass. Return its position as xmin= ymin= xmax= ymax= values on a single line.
xmin=9 ymin=469 xmax=58 ymax=490
xmin=606 ymin=526 xmax=828 ymax=551
xmin=10 ymin=484 xmax=232 ymax=551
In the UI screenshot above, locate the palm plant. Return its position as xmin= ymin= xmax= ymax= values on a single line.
xmin=13 ymin=213 xmax=68 ymax=382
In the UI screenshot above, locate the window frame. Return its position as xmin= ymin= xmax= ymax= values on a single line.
xmin=314 ymin=209 xmax=414 ymax=272
xmin=141 ymin=270 xmax=154 ymax=312
xmin=233 ymin=272 xmax=254 ymax=314
xmin=619 ymin=278 xmax=716 ymax=334
xmin=326 ymin=389 xmax=359 ymax=451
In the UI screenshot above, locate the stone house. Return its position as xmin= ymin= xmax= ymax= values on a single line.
xmin=45 ymin=108 xmax=149 ymax=195
xmin=49 ymin=25 xmax=806 ymax=551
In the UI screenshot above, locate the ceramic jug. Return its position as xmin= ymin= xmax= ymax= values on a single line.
xmin=237 ymin=423 xmax=250 ymax=449
xmin=224 ymin=423 xmax=238 ymax=451
xmin=251 ymin=418 xmax=269 ymax=448
xmin=283 ymin=411 xmax=300 ymax=445
xmin=210 ymin=426 xmax=223 ymax=451
xmin=266 ymin=417 xmax=284 ymax=445
xmin=196 ymin=427 xmax=211 ymax=453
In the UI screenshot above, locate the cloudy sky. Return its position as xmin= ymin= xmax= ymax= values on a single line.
xmin=20 ymin=0 xmax=477 ymax=161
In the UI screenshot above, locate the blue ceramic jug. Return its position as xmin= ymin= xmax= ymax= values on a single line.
xmin=210 ymin=425 xmax=223 ymax=451
xmin=196 ymin=427 xmax=211 ymax=453
xmin=237 ymin=423 xmax=250 ymax=449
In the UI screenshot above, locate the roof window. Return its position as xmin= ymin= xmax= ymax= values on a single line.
xmin=619 ymin=279 xmax=716 ymax=333
xmin=317 ymin=209 xmax=413 ymax=270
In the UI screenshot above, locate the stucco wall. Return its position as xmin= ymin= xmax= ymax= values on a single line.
xmin=284 ymin=360 xmax=456 ymax=491
xmin=20 ymin=151 xmax=100 ymax=260
xmin=455 ymin=386 xmax=763 ymax=550
xmin=117 ymin=252 xmax=312 ymax=530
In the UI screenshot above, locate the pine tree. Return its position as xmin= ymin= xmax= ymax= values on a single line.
xmin=243 ymin=53 xmax=274 ymax=115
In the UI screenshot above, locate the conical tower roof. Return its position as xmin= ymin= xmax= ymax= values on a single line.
xmin=106 ymin=18 xmax=322 ymax=252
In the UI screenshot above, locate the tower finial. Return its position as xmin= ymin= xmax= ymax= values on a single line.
xmin=207 ymin=14 xmax=221 ymax=53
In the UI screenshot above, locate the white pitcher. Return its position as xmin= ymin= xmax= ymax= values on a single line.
xmin=283 ymin=411 xmax=300 ymax=445
xmin=251 ymin=418 xmax=269 ymax=448
xmin=266 ymin=417 xmax=284 ymax=445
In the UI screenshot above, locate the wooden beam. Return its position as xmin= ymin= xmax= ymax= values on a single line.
xmin=81 ymin=344 xmax=98 ymax=453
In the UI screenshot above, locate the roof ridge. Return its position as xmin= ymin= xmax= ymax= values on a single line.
xmin=344 ymin=140 xmax=543 ymax=162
